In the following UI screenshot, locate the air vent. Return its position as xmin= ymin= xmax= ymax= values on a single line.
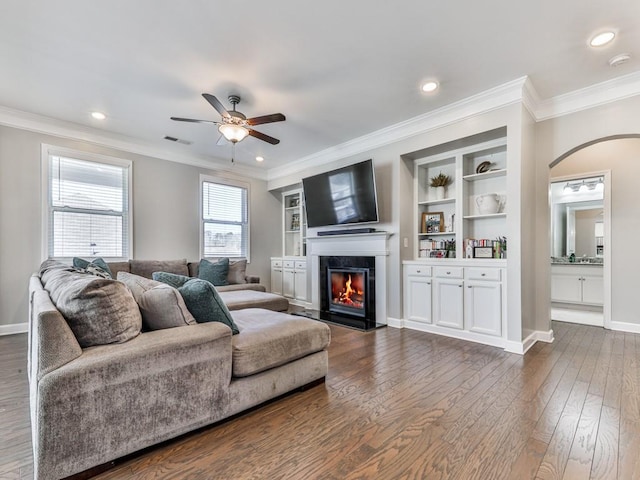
xmin=164 ymin=135 xmax=192 ymax=145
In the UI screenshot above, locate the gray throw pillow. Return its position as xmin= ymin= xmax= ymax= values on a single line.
xmin=72 ymin=257 xmax=113 ymax=278
xmin=227 ymin=259 xmax=248 ymax=285
xmin=39 ymin=259 xmax=141 ymax=348
xmin=198 ymin=257 xmax=229 ymax=286
xmin=152 ymin=271 xmax=239 ymax=334
xmin=117 ymin=272 xmax=196 ymax=330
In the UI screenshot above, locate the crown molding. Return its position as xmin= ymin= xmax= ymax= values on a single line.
xmin=535 ymin=70 xmax=640 ymax=121
xmin=0 ymin=105 xmax=268 ymax=180
xmin=267 ymin=77 xmax=529 ymax=183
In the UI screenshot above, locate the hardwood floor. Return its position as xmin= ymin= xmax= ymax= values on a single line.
xmin=1 ymin=321 xmax=639 ymax=479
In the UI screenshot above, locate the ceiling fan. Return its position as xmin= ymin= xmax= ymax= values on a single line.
xmin=171 ymin=94 xmax=286 ymax=145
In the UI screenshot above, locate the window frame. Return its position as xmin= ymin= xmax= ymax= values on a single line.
xmin=199 ymin=174 xmax=251 ymax=262
xmin=41 ymin=144 xmax=133 ymax=262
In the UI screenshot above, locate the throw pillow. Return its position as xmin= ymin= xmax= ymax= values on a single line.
xmin=152 ymin=271 xmax=239 ymax=334
xmin=198 ymin=257 xmax=229 ymax=286
xmin=117 ymin=272 xmax=196 ymax=330
xmin=227 ymin=259 xmax=248 ymax=285
xmin=72 ymin=257 xmax=113 ymax=278
xmin=39 ymin=259 xmax=141 ymax=348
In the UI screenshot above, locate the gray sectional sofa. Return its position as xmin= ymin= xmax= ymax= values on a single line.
xmin=28 ymin=259 xmax=330 ymax=480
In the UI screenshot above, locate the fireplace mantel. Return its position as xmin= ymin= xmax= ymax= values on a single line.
xmin=307 ymin=231 xmax=392 ymax=325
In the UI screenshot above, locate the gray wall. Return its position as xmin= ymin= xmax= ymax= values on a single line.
xmin=0 ymin=125 xmax=281 ymax=328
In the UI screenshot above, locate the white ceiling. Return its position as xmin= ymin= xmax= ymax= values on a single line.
xmin=1 ymin=0 xmax=638 ymax=170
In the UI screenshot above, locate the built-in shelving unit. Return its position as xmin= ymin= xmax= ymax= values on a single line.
xmin=282 ymin=189 xmax=306 ymax=257
xmin=413 ymin=137 xmax=507 ymax=259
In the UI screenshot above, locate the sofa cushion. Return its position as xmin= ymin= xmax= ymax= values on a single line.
xmin=72 ymin=257 xmax=113 ymax=278
xmin=227 ymin=259 xmax=248 ymax=285
xmin=216 ymin=284 xmax=266 ymax=293
xmin=219 ymin=290 xmax=289 ymax=312
xmin=198 ymin=258 xmax=229 ymax=286
xmin=152 ymin=272 xmax=239 ymax=334
xmin=230 ymin=309 xmax=331 ymax=377
xmin=129 ymin=259 xmax=189 ymax=279
xmin=117 ymin=272 xmax=196 ymax=330
xmin=39 ymin=259 xmax=141 ymax=348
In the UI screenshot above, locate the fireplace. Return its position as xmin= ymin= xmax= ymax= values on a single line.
xmin=318 ymin=256 xmax=376 ymax=329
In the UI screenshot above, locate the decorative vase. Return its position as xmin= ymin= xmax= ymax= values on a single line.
xmin=434 ymin=186 xmax=445 ymax=200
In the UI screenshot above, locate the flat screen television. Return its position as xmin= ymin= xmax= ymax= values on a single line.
xmin=302 ymin=159 xmax=379 ymax=228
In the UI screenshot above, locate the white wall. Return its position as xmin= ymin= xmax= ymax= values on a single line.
xmin=0 ymin=125 xmax=281 ymax=328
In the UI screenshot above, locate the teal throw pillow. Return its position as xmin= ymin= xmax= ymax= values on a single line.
xmin=72 ymin=257 xmax=113 ymax=278
xmin=198 ymin=258 xmax=229 ymax=286
xmin=152 ymin=271 xmax=239 ymax=334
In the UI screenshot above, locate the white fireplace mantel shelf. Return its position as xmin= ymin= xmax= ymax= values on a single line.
xmin=307 ymin=231 xmax=392 ymax=325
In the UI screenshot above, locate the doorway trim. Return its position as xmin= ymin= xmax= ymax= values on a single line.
xmin=549 ymin=170 xmax=611 ymax=329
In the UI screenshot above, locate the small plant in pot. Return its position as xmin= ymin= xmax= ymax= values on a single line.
xmin=429 ymin=173 xmax=451 ymax=200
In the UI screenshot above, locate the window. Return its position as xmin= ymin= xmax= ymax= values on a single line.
xmin=201 ymin=176 xmax=249 ymax=259
xmin=42 ymin=146 xmax=131 ymax=260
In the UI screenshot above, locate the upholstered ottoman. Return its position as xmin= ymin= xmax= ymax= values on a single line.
xmin=229 ymin=308 xmax=331 ymax=377
xmin=219 ymin=290 xmax=289 ymax=312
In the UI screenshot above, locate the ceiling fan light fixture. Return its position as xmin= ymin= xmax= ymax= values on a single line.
xmin=218 ymin=123 xmax=249 ymax=143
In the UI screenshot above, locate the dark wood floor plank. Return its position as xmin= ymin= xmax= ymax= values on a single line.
xmin=3 ymin=321 xmax=640 ymax=480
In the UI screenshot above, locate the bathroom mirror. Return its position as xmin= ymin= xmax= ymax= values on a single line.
xmin=550 ymin=177 xmax=604 ymax=259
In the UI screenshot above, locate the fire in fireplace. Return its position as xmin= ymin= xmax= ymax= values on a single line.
xmin=327 ymin=267 xmax=368 ymax=317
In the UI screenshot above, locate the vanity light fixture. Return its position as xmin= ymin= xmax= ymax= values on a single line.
xmin=562 ymin=177 xmax=604 ymax=194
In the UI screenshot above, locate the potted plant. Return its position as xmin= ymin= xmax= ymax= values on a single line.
xmin=429 ymin=172 xmax=451 ymax=200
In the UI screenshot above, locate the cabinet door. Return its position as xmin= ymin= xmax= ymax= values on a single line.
xmin=465 ymin=281 xmax=502 ymax=336
xmin=551 ymin=274 xmax=582 ymax=303
xmin=433 ymin=278 xmax=464 ymax=329
xmin=271 ymin=268 xmax=283 ymax=295
xmin=582 ymin=274 xmax=604 ymax=305
xmin=294 ymin=268 xmax=307 ymax=302
xmin=405 ymin=274 xmax=432 ymax=323
xmin=282 ymin=268 xmax=295 ymax=298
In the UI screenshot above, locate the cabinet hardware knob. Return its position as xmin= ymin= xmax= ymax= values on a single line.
xmin=417 ymin=270 xmax=421 ymax=273
xmin=468 ymin=286 xmax=472 ymax=288
xmin=426 ymin=282 xmax=431 ymax=285
xmin=481 ymin=273 xmax=486 ymax=276
xmin=458 ymin=284 xmax=463 ymax=288
xmin=446 ymin=271 xmax=451 ymax=274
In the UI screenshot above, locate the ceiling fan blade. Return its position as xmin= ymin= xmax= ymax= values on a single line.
xmin=170 ymin=117 xmax=219 ymax=124
xmin=248 ymin=128 xmax=280 ymax=145
xmin=246 ymin=113 xmax=286 ymax=126
xmin=202 ymin=94 xmax=231 ymax=119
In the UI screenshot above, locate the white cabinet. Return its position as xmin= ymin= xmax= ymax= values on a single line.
xmin=434 ymin=277 xmax=464 ymax=329
xmin=465 ymin=268 xmax=502 ymax=337
xmin=551 ymin=264 xmax=603 ymax=306
xmin=270 ymin=258 xmax=283 ymax=295
xmin=272 ymin=257 xmax=307 ymax=304
xmin=403 ymin=261 xmax=506 ymax=348
xmin=283 ymin=189 xmax=306 ymax=257
xmin=403 ymin=265 xmax=432 ymax=323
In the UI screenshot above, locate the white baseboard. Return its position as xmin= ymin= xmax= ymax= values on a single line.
xmin=386 ymin=317 xmax=403 ymax=328
xmin=610 ymin=321 xmax=640 ymax=334
xmin=0 ymin=322 xmax=28 ymax=336
xmin=506 ymin=329 xmax=555 ymax=355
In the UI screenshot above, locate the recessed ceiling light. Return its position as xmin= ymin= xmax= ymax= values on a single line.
xmin=609 ymin=53 xmax=631 ymax=67
xmin=256 ymin=156 xmax=264 ymax=162
xmin=421 ymin=81 xmax=439 ymax=93
xmin=590 ymin=31 xmax=615 ymax=47
xmin=91 ymin=111 xmax=106 ymax=120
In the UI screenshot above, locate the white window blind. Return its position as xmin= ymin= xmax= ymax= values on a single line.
xmin=202 ymin=180 xmax=248 ymax=258
xmin=47 ymin=154 xmax=130 ymax=259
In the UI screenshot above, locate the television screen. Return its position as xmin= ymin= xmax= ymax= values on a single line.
xmin=302 ymin=159 xmax=379 ymax=228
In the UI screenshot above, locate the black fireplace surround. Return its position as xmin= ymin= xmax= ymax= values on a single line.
xmin=319 ymin=255 xmax=376 ymax=330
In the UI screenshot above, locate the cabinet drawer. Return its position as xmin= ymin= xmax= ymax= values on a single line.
xmin=465 ymin=267 xmax=501 ymax=281
xmin=294 ymin=260 xmax=307 ymax=270
xmin=271 ymin=259 xmax=283 ymax=268
xmin=283 ymin=260 xmax=295 ymax=268
xmin=405 ymin=265 xmax=431 ymax=277
xmin=433 ymin=266 xmax=463 ymax=279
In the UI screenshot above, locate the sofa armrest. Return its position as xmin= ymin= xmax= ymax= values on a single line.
xmin=246 ymin=275 xmax=260 ymax=284
xmin=34 ymin=322 xmax=232 ymax=480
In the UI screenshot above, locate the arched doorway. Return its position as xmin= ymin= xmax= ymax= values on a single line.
xmin=549 ymin=135 xmax=640 ymax=331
